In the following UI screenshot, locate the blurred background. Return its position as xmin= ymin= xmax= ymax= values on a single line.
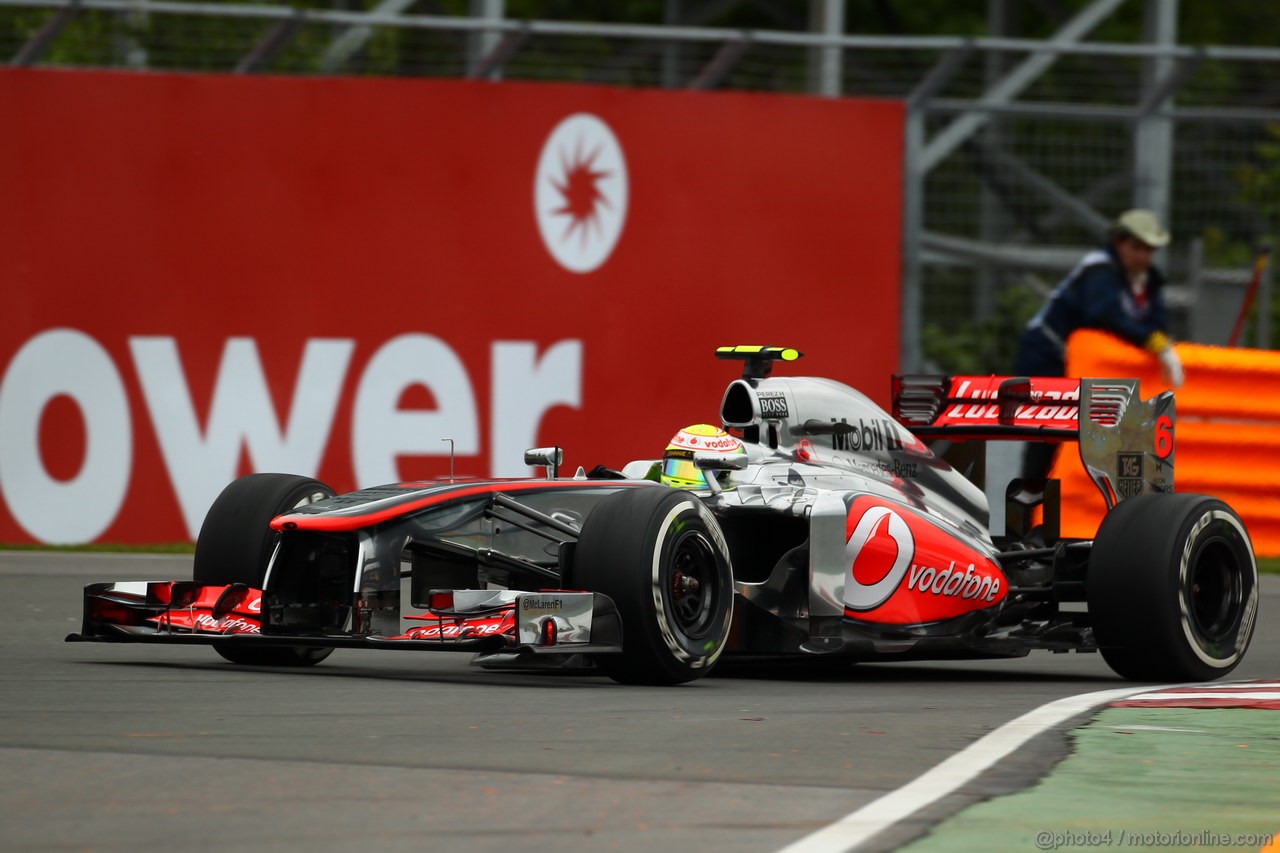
xmin=4 ymin=0 xmax=1279 ymax=373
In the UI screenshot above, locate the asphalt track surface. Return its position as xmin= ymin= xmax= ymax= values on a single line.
xmin=3 ymin=552 xmax=1277 ymax=853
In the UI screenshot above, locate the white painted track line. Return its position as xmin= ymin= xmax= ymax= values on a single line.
xmin=776 ymin=684 xmax=1165 ymax=853
xmin=1123 ymin=691 xmax=1280 ymax=700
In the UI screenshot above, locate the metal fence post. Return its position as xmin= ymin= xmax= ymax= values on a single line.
xmin=809 ymin=0 xmax=844 ymax=98
xmin=1185 ymin=236 xmax=1204 ymax=341
xmin=468 ymin=0 xmax=505 ymax=80
xmin=902 ymin=45 xmax=975 ymax=372
xmin=902 ymin=102 xmax=925 ymax=373
xmin=1133 ymin=0 xmax=1178 ymax=243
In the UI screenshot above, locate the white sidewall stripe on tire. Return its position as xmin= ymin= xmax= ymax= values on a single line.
xmin=650 ymin=503 xmax=692 ymax=664
xmin=775 ymin=684 xmax=1172 ymax=853
xmin=647 ymin=499 xmax=731 ymax=670
xmin=1178 ymin=509 xmax=1256 ymax=669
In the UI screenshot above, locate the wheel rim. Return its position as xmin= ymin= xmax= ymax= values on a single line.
xmin=292 ymin=490 xmax=332 ymax=509
xmin=1188 ymin=538 xmax=1244 ymax=643
xmin=666 ymin=530 xmax=720 ymax=638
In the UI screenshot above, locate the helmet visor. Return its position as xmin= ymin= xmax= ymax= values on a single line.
xmin=661 ymin=456 xmax=707 ymax=487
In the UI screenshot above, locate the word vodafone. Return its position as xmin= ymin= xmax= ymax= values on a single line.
xmin=0 ymin=329 xmax=581 ymax=543
xmin=907 ymin=560 xmax=1001 ymax=602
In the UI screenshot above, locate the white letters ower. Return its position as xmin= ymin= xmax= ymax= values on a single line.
xmin=131 ymin=337 xmax=354 ymax=537
xmin=490 ymin=341 xmax=582 ymax=477
xmin=352 ymin=334 xmax=480 ymax=488
xmin=0 ymin=331 xmax=583 ymax=543
xmin=0 ymin=329 xmax=132 ymax=542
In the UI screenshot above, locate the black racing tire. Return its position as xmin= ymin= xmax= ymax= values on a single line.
xmin=194 ymin=473 xmax=336 ymax=667
xmin=573 ymin=486 xmax=734 ymax=685
xmin=1087 ymin=493 xmax=1258 ymax=682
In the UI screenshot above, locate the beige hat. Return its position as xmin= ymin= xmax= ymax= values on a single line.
xmin=1113 ymin=209 xmax=1170 ymax=247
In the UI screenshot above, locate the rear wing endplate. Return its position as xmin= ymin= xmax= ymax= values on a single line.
xmin=892 ymin=375 xmax=1174 ymax=507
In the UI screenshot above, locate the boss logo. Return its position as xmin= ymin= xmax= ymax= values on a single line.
xmin=758 ymin=394 xmax=789 ymax=418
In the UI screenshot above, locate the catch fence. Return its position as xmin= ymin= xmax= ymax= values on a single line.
xmin=5 ymin=0 xmax=1280 ymax=371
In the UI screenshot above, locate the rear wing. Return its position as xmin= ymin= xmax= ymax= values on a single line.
xmin=892 ymin=374 xmax=1175 ymax=507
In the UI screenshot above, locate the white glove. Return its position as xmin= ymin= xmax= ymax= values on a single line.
xmin=1158 ymin=347 xmax=1184 ymax=388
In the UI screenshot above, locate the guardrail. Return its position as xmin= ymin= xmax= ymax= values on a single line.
xmin=1056 ymin=329 xmax=1280 ymax=556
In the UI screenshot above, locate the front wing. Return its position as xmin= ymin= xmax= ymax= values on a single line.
xmin=67 ymin=581 xmax=623 ymax=657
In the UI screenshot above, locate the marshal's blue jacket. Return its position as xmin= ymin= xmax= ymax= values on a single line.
xmin=1013 ymin=244 xmax=1169 ymax=377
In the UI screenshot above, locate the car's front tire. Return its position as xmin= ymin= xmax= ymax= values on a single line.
xmin=1087 ymin=493 xmax=1258 ymax=682
xmin=194 ymin=473 xmax=335 ymax=667
xmin=573 ymin=486 xmax=734 ymax=685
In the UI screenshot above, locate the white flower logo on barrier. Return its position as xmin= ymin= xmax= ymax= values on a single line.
xmin=534 ymin=113 xmax=628 ymax=274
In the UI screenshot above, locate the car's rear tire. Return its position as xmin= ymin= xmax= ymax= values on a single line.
xmin=573 ymin=486 xmax=734 ymax=685
xmin=194 ymin=473 xmax=335 ymax=667
xmin=1087 ymin=493 xmax=1258 ymax=682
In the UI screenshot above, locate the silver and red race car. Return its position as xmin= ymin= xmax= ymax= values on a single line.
xmin=69 ymin=346 xmax=1259 ymax=684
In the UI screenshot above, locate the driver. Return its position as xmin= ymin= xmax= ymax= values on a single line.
xmin=659 ymin=424 xmax=746 ymax=490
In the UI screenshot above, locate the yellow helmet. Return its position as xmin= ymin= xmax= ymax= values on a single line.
xmin=660 ymin=424 xmax=746 ymax=489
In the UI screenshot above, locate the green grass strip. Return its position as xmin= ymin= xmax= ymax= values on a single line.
xmin=903 ymin=706 xmax=1280 ymax=852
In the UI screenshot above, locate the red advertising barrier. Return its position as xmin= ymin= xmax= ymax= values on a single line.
xmin=0 ymin=69 xmax=903 ymax=544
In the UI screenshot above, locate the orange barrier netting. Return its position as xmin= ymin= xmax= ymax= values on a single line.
xmin=1053 ymin=329 xmax=1280 ymax=556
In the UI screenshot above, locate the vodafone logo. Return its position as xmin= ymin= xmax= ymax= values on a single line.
xmin=673 ymin=435 xmax=739 ymax=451
xmin=534 ymin=113 xmax=628 ymax=274
xmin=842 ymin=498 xmax=1007 ymax=618
xmin=844 ymin=506 xmax=914 ymax=611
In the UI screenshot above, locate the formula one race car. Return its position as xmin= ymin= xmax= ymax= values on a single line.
xmin=69 ymin=346 xmax=1259 ymax=685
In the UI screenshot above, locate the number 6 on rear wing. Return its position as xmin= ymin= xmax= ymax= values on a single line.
xmin=891 ymin=374 xmax=1175 ymax=509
